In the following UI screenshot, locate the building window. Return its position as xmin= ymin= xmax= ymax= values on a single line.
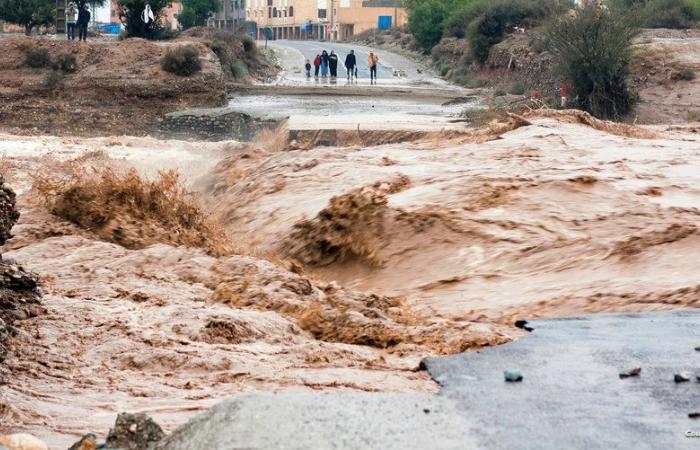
xmin=267 ymin=0 xmax=272 ymax=6
xmin=268 ymin=6 xmax=272 ymax=17
xmin=289 ymin=5 xmax=293 ymax=16
xmin=273 ymin=7 xmax=277 ymax=17
xmin=318 ymin=8 xmax=326 ymax=18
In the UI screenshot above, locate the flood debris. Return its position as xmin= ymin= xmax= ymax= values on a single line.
xmin=105 ymin=413 xmax=165 ymax=450
xmin=619 ymin=367 xmax=641 ymax=379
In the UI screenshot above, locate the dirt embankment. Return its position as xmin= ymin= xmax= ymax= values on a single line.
xmin=0 ymin=33 xmax=278 ymax=137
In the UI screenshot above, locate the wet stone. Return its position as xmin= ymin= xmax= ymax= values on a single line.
xmin=689 ymin=412 xmax=700 ymax=419
xmin=105 ymin=412 xmax=165 ymax=450
xmin=504 ymin=369 xmax=523 ymax=382
xmin=619 ymin=367 xmax=641 ymax=379
xmin=674 ymin=372 xmax=691 ymax=383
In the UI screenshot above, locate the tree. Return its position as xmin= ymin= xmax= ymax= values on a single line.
xmin=546 ymin=7 xmax=639 ymax=119
xmin=178 ymin=0 xmax=221 ymax=29
xmin=117 ymin=0 xmax=171 ymax=37
xmin=405 ymin=0 xmax=462 ymax=50
xmin=0 ymin=0 xmax=54 ymax=35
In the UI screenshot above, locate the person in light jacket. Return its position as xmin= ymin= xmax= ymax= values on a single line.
xmin=142 ymin=4 xmax=155 ymax=40
xmin=65 ymin=3 xmax=77 ymax=40
xmin=368 ymin=51 xmax=379 ymax=84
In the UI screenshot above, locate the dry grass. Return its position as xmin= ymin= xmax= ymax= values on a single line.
xmin=33 ymin=166 xmax=234 ymax=255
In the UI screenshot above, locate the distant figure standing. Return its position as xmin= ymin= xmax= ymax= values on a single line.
xmin=305 ymin=59 xmax=312 ymax=78
xmin=328 ymin=50 xmax=338 ymax=79
xmin=368 ymin=51 xmax=379 ymax=84
xmin=313 ymin=54 xmax=321 ymax=78
xmin=77 ymin=4 xmax=90 ymax=42
xmin=65 ymin=2 xmax=77 ymax=41
xmin=344 ymin=50 xmax=356 ymax=81
xmin=320 ymin=50 xmax=329 ymax=78
xmin=560 ymin=81 xmax=568 ymax=108
xmin=142 ymin=4 xmax=155 ymax=40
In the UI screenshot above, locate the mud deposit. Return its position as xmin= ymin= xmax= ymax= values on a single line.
xmin=2 ymin=113 xmax=700 ymax=446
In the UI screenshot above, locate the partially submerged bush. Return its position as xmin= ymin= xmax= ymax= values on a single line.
xmin=33 ymin=166 xmax=232 ymax=255
xmin=23 ymin=46 xmax=51 ymax=68
xmin=53 ymin=53 xmax=77 ymax=73
xmin=161 ymin=45 xmax=202 ymax=76
xmin=546 ymin=7 xmax=639 ymax=119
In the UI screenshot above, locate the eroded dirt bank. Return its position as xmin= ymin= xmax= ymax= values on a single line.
xmin=2 ymin=113 xmax=700 ymax=446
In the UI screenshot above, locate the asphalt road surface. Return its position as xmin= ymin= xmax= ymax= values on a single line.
xmin=267 ymin=39 xmax=440 ymax=85
xmin=159 ymin=309 xmax=700 ymax=449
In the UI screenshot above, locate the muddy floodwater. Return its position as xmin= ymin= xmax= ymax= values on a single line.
xmin=3 ymin=111 xmax=700 ymax=446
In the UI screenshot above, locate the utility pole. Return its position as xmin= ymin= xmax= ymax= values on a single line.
xmin=329 ymin=0 xmax=334 ymax=41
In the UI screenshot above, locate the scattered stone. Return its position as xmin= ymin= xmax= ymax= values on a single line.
xmin=423 ymin=408 xmax=430 ymax=414
xmin=695 ymin=346 xmax=700 ymax=352
xmin=68 ymin=433 xmax=97 ymax=450
xmin=105 ymin=413 xmax=165 ymax=450
xmin=689 ymin=412 xmax=700 ymax=419
xmin=0 ymin=433 xmax=48 ymax=450
xmin=619 ymin=367 xmax=641 ymax=379
xmin=504 ymin=369 xmax=523 ymax=382
xmin=514 ymin=320 xmax=533 ymax=332
xmin=674 ymin=372 xmax=691 ymax=383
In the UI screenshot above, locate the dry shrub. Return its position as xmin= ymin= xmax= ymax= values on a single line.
xmin=161 ymin=45 xmax=202 ymax=76
xmin=33 ymin=166 xmax=233 ymax=255
xmin=284 ymin=176 xmax=410 ymax=267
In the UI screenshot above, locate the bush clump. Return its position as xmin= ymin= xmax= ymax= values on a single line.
xmin=160 ymin=45 xmax=202 ymax=76
xmin=23 ymin=46 xmax=51 ymax=68
xmin=609 ymin=0 xmax=700 ymax=28
xmin=546 ymin=7 xmax=639 ymax=119
xmin=53 ymin=53 xmax=78 ymax=73
xmin=230 ymin=60 xmax=248 ymax=80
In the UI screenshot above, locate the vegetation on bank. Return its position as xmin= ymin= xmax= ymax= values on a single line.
xmin=402 ymin=0 xmax=699 ymax=119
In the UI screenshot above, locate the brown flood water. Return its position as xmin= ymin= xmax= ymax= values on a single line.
xmin=2 ymin=116 xmax=700 ymax=446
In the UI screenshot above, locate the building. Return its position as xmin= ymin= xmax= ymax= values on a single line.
xmin=209 ymin=0 xmax=247 ymax=31
xmin=246 ymin=0 xmax=404 ymax=41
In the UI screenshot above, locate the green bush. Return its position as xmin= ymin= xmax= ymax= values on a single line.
xmin=466 ymin=0 xmax=570 ymax=63
xmin=161 ymin=45 xmax=202 ymax=76
xmin=493 ymin=87 xmax=507 ymax=97
xmin=443 ymin=0 xmax=484 ymax=38
xmin=230 ymin=60 xmax=248 ymax=79
xmin=609 ymin=0 xmax=700 ymax=28
xmin=53 ymin=53 xmax=77 ymax=73
xmin=23 ymin=46 xmax=50 ymax=68
xmin=508 ymin=81 xmax=527 ymax=95
xmin=546 ymin=7 xmax=639 ymax=119
xmin=405 ymin=0 xmax=462 ymax=50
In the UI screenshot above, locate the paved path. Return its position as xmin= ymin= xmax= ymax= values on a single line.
xmin=267 ymin=39 xmax=445 ymax=86
xmin=158 ymin=309 xmax=700 ymax=449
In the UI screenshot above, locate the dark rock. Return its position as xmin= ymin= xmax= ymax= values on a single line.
xmin=514 ymin=320 xmax=533 ymax=332
xmin=690 ymin=412 xmax=700 ymax=419
xmin=69 ymin=433 xmax=98 ymax=450
xmin=674 ymin=372 xmax=691 ymax=383
xmin=504 ymin=369 xmax=523 ymax=382
xmin=105 ymin=412 xmax=165 ymax=450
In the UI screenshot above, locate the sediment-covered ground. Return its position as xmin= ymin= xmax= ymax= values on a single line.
xmin=2 ymin=112 xmax=700 ymax=446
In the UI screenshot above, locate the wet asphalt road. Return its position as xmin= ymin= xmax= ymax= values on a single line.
xmin=267 ymin=39 xmax=435 ymax=83
xmin=160 ymin=309 xmax=700 ymax=449
xmin=423 ymin=309 xmax=700 ymax=449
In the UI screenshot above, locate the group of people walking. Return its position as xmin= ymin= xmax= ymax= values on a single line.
xmin=64 ymin=2 xmax=90 ymax=41
xmin=305 ymin=49 xmax=380 ymax=83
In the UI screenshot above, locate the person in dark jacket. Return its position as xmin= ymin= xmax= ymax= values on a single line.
xmin=313 ymin=54 xmax=321 ymax=78
xmin=344 ymin=50 xmax=356 ymax=81
xmin=328 ymin=50 xmax=339 ymax=79
xmin=77 ymin=4 xmax=90 ymax=42
xmin=305 ymin=59 xmax=312 ymax=78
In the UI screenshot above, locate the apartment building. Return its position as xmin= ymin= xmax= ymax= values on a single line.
xmin=209 ymin=0 xmax=247 ymax=31
xmin=247 ymin=0 xmax=404 ymax=41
